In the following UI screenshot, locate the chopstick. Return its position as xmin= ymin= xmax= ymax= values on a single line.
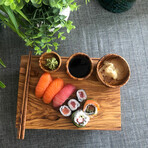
xmin=17 ymin=51 xmax=32 ymax=139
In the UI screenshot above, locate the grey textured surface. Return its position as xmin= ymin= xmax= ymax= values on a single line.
xmin=0 ymin=0 xmax=148 ymax=147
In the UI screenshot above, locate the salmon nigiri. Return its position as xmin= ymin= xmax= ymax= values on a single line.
xmin=35 ymin=73 xmax=52 ymax=98
xmin=43 ymin=78 xmax=64 ymax=104
xmin=53 ymin=84 xmax=76 ymax=108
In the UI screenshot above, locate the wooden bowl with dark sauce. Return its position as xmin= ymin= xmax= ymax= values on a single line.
xmin=66 ymin=52 xmax=93 ymax=80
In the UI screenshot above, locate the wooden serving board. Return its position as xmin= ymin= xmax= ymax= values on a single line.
xmin=16 ymin=55 xmax=121 ymax=130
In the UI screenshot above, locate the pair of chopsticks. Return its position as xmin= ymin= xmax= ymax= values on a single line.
xmin=17 ymin=51 xmax=32 ymax=139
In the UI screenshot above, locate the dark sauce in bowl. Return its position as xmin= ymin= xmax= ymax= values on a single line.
xmin=68 ymin=55 xmax=91 ymax=78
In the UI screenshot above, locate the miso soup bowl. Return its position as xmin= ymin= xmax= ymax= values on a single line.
xmin=66 ymin=52 xmax=93 ymax=80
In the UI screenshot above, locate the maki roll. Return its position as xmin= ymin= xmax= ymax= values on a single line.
xmin=76 ymin=89 xmax=87 ymax=102
xmin=72 ymin=110 xmax=90 ymax=127
xmin=68 ymin=99 xmax=80 ymax=111
xmin=59 ymin=105 xmax=71 ymax=117
xmin=83 ymin=99 xmax=100 ymax=118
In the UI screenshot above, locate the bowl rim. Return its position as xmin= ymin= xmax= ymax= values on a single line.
xmin=96 ymin=53 xmax=130 ymax=88
xmin=39 ymin=51 xmax=62 ymax=73
xmin=66 ymin=52 xmax=93 ymax=80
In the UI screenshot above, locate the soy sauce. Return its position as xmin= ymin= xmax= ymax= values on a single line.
xmin=68 ymin=55 xmax=91 ymax=78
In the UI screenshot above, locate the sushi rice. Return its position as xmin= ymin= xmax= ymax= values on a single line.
xmin=72 ymin=110 xmax=90 ymax=127
xmin=76 ymin=89 xmax=87 ymax=102
xmin=83 ymin=99 xmax=100 ymax=118
xmin=68 ymin=99 xmax=80 ymax=111
xmin=59 ymin=105 xmax=71 ymax=117
xmin=83 ymin=104 xmax=98 ymax=116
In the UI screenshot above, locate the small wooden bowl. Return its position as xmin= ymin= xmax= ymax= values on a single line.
xmin=66 ymin=52 xmax=93 ymax=80
xmin=96 ymin=54 xmax=130 ymax=88
xmin=39 ymin=52 xmax=62 ymax=73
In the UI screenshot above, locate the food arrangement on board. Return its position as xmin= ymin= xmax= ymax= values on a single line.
xmin=35 ymin=72 xmax=100 ymax=127
xmin=34 ymin=52 xmax=130 ymax=128
xmin=16 ymin=52 xmax=130 ymax=139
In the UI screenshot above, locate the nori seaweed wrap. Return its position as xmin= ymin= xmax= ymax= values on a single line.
xmin=71 ymin=110 xmax=90 ymax=127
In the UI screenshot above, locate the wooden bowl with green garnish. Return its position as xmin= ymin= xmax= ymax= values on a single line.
xmin=39 ymin=52 xmax=62 ymax=73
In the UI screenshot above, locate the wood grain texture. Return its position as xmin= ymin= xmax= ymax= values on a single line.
xmin=16 ymin=55 xmax=121 ymax=130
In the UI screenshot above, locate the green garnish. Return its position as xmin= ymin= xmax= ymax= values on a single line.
xmin=46 ymin=57 xmax=58 ymax=70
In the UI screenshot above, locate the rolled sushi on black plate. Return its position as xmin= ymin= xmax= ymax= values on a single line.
xmin=68 ymin=99 xmax=80 ymax=111
xmin=72 ymin=110 xmax=90 ymax=127
xmin=76 ymin=89 xmax=87 ymax=102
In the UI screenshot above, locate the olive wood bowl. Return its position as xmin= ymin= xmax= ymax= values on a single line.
xmin=96 ymin=54 xmax=130 ymax=88
xmin=39 ymin=52 xmax=62 ymax=73
xmin=66 ymin=52 xmax=93 ymax=80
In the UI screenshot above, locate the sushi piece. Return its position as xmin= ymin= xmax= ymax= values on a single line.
xmin=53 ymin=84 xmax=76 ymax=108
xmin=43 ymin=78 xmax=64 ymax=104
xmin=83 ymin=99 xmax=100 ymax=118
xmin=76 ymin=89 xmax=87 ymax=102
xmin=68 ymin=99 xmax=80 ymax=111
xmin=72 ymin=110 xmax=90 ymax=127
xmin=35 ymin=73 xmax=52 ymax=98
xmin=59 ymin=105 xmax=71 ymax=117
